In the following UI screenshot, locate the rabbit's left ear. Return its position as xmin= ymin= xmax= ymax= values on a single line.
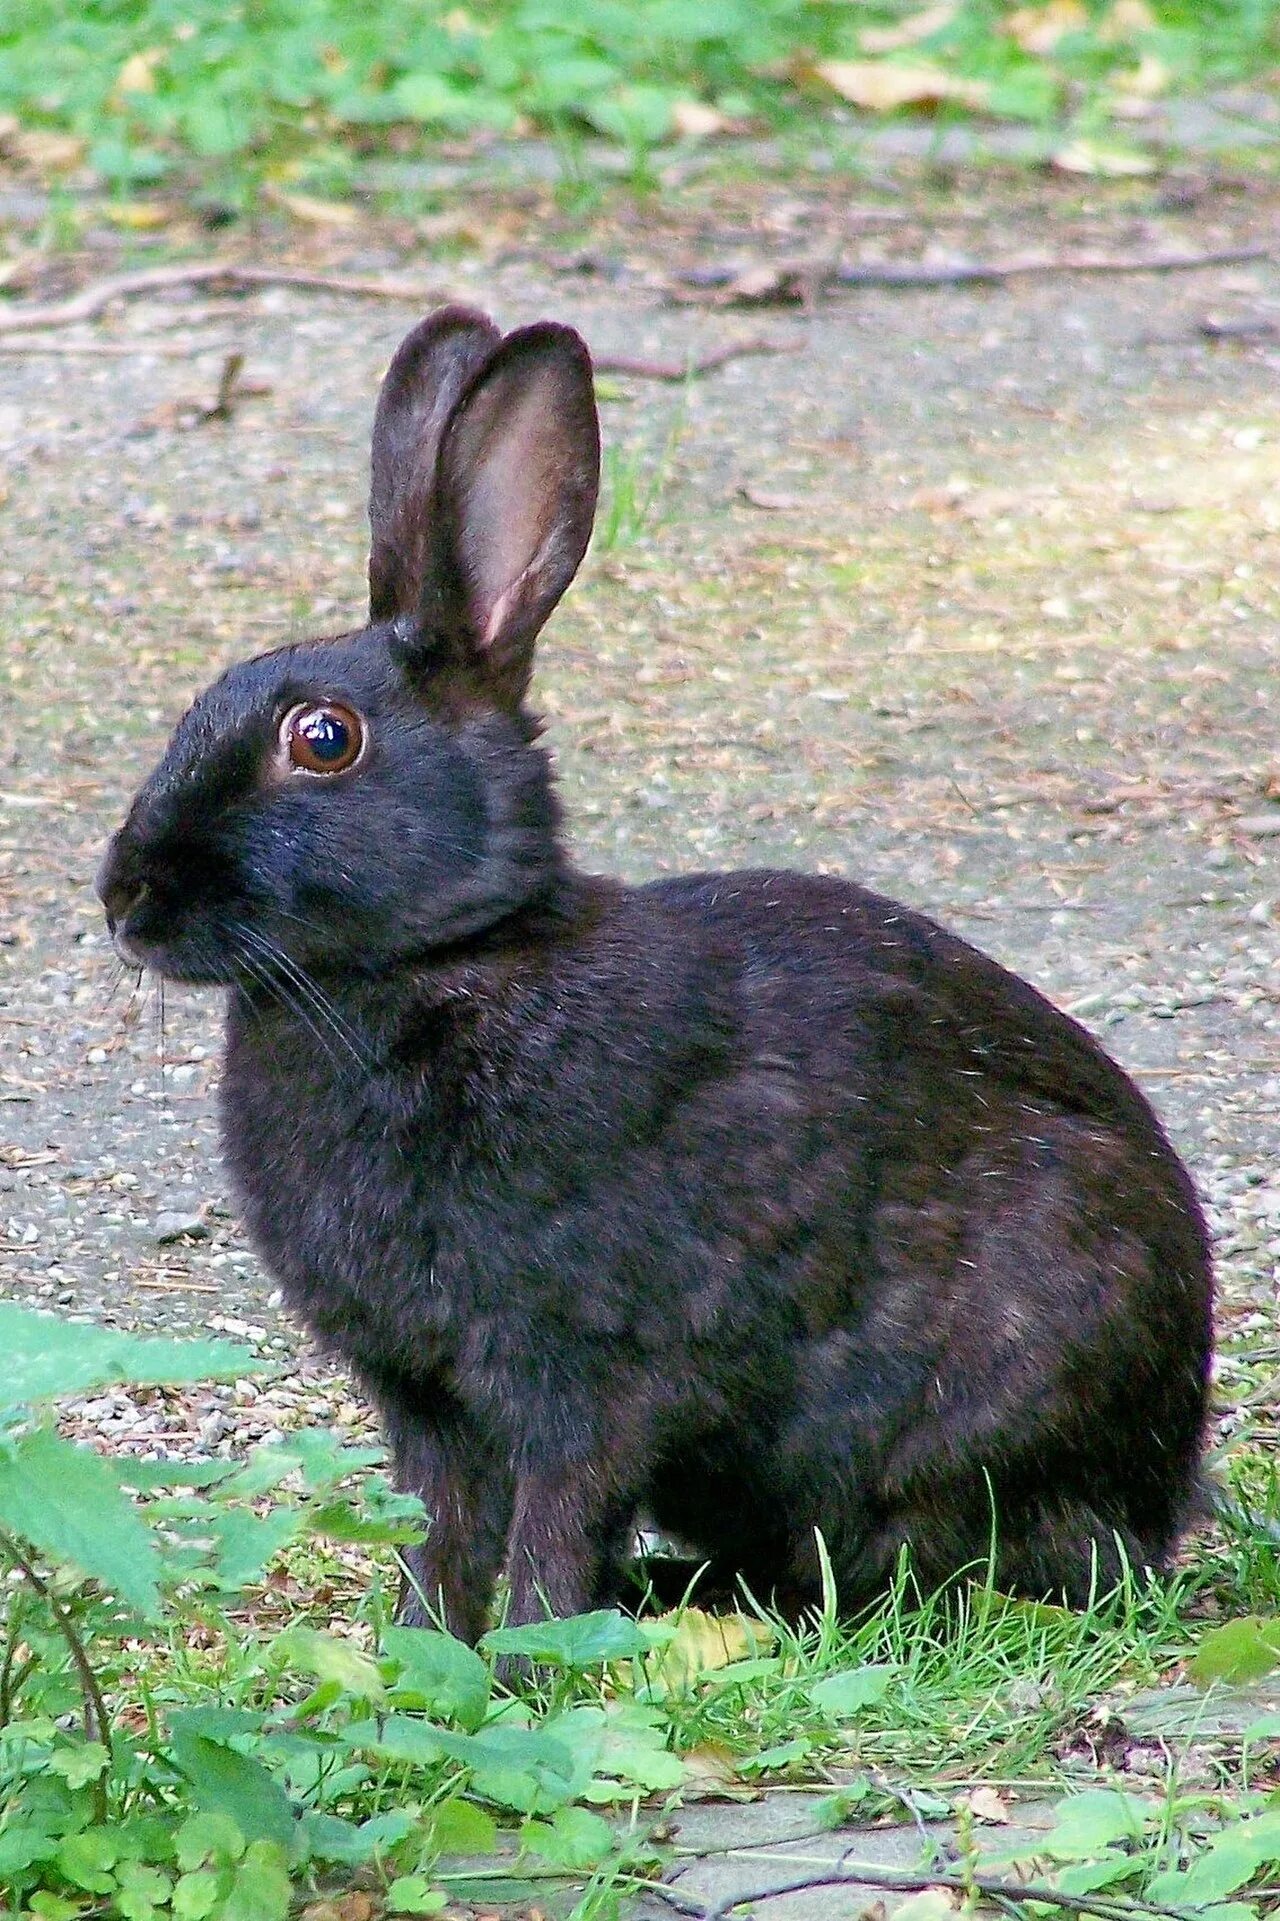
xmin=421 ymin=321 xmax=600 ymax=706
xmin=368 ymin=305 xmax=502 ymax=624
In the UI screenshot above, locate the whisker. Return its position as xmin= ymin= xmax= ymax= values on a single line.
xmin=229 ymin=931 xmax=356 ymax=1075
xmin=233 ymin=922 xmax=372 ymax=1071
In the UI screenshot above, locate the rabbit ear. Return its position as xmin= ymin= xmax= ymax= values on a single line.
xmin=423 ymin=321 xmax=600 ymax=706
xmin=368 ymin=305 xmax=502 ymax=624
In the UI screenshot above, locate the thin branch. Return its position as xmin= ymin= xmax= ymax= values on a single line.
xmin=643 ymin=1859 xmax=1194 ymax=1921
xmin=594 ymin=337 xmax=793 ymax=380
xmin=0 ymin=261 xmax=454 ymax=336
xmin=0 ymin=1528 xmax=111 ymax=1824
xmin=676 ymin=244 xmax=1269 ymax=299
xmin=832 ymin=245 xmax=1269 ymax=289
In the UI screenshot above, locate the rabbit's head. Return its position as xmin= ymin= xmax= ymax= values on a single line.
xmin=97 ymin=308 xmax=600 ymax=985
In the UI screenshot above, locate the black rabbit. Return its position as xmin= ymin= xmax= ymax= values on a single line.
xmin=99 ymin=307 xmax=1213 ymax=1642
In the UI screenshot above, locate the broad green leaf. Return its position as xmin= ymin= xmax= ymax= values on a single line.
xmin=109 ymin=1458 xmax=238 ymax=1491
xmin=425 ymin=1796 xmax=498 ymax=1857
xmin=203 ymin=1506 xmax=302 ymax=1589
xmin=548 ymin=1703 xmax=684 ymax=1798
xmin=57 ymin=1827 xmax=119 ymax=1893
xmin=276 ymin=1626 xmax=384 ymax=1701
xmin=1191 ymin=1618 xmax=1280 ymax=1688
xmin=116 ymin=1860 xmax=173 ymax=1921
xmin=296 ymin=1811 xmax=377 ymax=1867
xmin=807 ymin=1665 xmax=897 ymax=1719
xmin=0 ymin=1425 xmax=161 ymax=1616
xmin=175 ymin=1810 xmax=246 ymax=1869
xmin=307 ymin=1493 xmax=424 ymax=1544
xmin=481 ymin=1608 xmax=650 ymax=1668
xmin=0 ymin=1826 xmax=60 ymax=1874
xmin=1053 ymin=1853 xmax=1140 ymax=1894
xmin=360 ymin=1809 xmax=418 ymax=1855
xmin=0 ymin=1304 xmax=257 ymax=1405
xmin=1148 ymin=1814 xmax=1280 ymax=1907
xmin=1245 ymin=1714 xmax=1280 ymax=1741
xmin=27 ymin=1895 xmax=82 ymax=1921
xmin=172 ymin=1870 xmax=224 ymax=1921
xmin=737 ymin=1735 xmax=812 ymax=1776
xmin=1043 ymin=1790 xmax=1147 ymax=1859
xmin=386 ymin=1878 xmax=448 ymax=1915
xmin=343 ymin=1717 xmax=581 ymax=1814
xmin=169 ymin=1719 xmax=294 ymax=1848
xmin=382 ymin=1624 xmax=490 ymax=1728
xmin=520 ymin=1803 xmax=614 ymax=1870
xmin=220 ymin=1839 xmax=291 ymax=1921
xmin=47 ymin=1742 xmax=110 ymax=1788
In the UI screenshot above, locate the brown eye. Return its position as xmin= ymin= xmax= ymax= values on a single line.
xmin=282 ymin=702 xmax=365 ymax=776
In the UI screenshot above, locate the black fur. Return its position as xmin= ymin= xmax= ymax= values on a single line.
xmin=99 ymin=306 xmax=1213 ymax=1640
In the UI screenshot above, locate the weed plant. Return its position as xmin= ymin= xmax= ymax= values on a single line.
xmin=1 ymin=3 xmax=1277 ymax=208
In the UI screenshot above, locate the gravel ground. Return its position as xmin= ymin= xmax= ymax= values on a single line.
xmin=1 ymin=168 xmax=1278 ymax=1462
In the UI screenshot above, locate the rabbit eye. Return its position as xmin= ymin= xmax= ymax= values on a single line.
xmin=282 ymin=702 xmax=366 ymax=776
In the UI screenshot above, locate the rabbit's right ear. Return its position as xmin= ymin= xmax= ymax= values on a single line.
xmin=368 ymin=305 xmax=502 ymax=624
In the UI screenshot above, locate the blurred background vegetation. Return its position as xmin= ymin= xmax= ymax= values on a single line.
xmin=0 ymin=1 xmax=1276 ymax=218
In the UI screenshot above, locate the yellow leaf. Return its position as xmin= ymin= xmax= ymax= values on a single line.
xmin=645 ymin=1607 xmax=769 ymax=1693
xmin=859 ymin=4 xmax=957 ymax=54
xmin=1111 ymin=51 xmax=1170 ymax=96
xmin=1098 ymin=0 xmax=1158 ymax=39
xmin=1004 ymin=0 xmax=1087 ymax=56
xmin=7 ymin=128 xmax=84 ymax=173
xmin=1051 ymin=139 xmax=1156 ymax=175
xmin=813 ymin=60 xmax=989 ymax=112
xmin=264 ymin=186 xmax=358 ymax=226
xmin=895 ymin=1893 xmax=959 ymax=1921
xmin=100 ymin=201 xmax=172 ymax=230
xmin=671 ymin=99 xmax=732 ymax=138
xmin=113 ymin=46 xmax=165 ymax=99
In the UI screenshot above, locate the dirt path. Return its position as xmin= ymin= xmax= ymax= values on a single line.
xmin=1 ymin=174 xmax=1277 ymax=1407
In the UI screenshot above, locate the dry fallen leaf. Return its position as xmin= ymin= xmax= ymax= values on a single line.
xmin=1005 ymin=0 xmax=1088 ymax=56
xmin=671 ymin=99 xmax=733 ymax=138
xmin=112 ymin=46 xmax=165 ymax=99
xmin=967 ymin=1785 xmax=1012 ymax=1823
xmin=99 ymin=201 xmax=173 ymax=230
xmin=1099 ymin=0 xmax=1158 ymax=39
xmin=859 ymin=3 xmax=957 ymax=54
xmin=1051 ymin=139 xmax=1157 ymax=176
xmin=813 ymin=60 xmax=989 ymax=113
xmin=645 ymin=1605 xmax=769 ymax=1694
xmin=264 ymin=185 xmax=358 ymax=226
xmin=1111 ymin=52 xmax=1171 ymax=97
xmin=4 ymin=127 xmax=85 ymax=173
xmin=738 ymin=485 xmax=801 ymax=512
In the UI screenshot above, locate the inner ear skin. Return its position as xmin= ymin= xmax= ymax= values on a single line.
xmin=427 ymin=325 xmax=601 ymax=706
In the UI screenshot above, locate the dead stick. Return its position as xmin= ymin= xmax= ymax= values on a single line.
xmin=0 ymin=261 xmax=454 ymax=336
xmin=678 ymin=244 xmax=1268 ymax=294
xmin=594 ymin=337 xmax=792 ymax=380
xmin=832 ymin=245 xmax=1268 ymax=289
xmin=647 ymin=1860 xmax=1196 ymax=1921
xmin=0 ymin=336 xmax=209 ymax=356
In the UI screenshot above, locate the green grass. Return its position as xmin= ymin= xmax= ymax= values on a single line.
xmin=1 ymin=1 xmax=1277 ymax=210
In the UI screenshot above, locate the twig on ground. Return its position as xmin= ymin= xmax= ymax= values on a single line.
xmin=594 ymin=338 xmax=793 ymax=380
xmin=645 ymin=1858 xmax=1196 ymax=1921
xmin=0 ymin=261 xmax=455 ymax=336
xmin=833 ymin=246 xmax=1269 ymax=289
xmin=0 ymin=336 xmax=209 ymax=356
xmin=676 ymin=244 xmax=1269 ymax=303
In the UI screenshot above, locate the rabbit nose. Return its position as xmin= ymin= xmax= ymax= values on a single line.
xmin=96 ymin=865 xmax=149 ymax=936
